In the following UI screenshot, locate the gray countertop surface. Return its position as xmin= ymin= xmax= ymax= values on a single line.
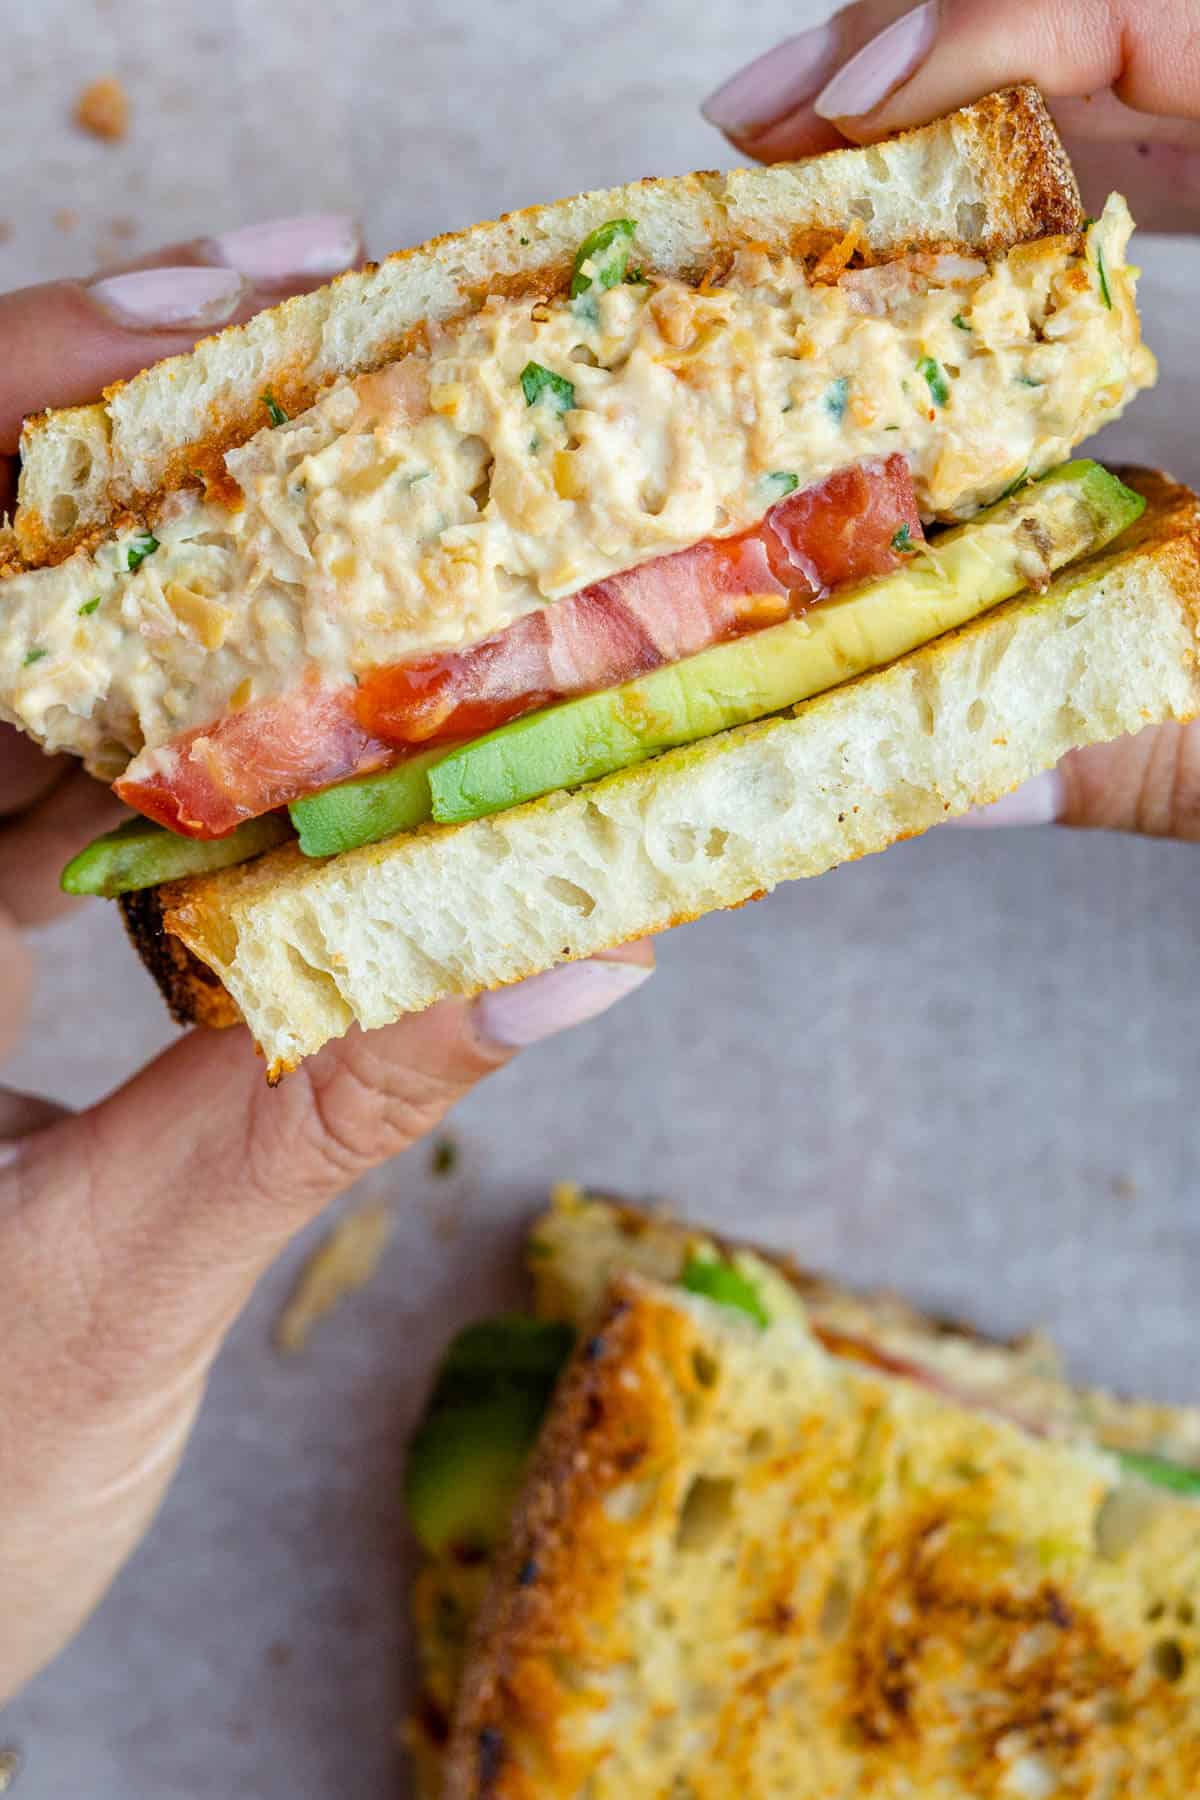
xmin=2 ymin=3 xmax=1198 ymax=1795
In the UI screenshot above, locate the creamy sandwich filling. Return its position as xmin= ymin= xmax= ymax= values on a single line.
xmin=0 ymin=197 xmax=1152 ymax=829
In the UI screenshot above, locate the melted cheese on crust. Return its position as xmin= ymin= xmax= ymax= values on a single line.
xmin=0 ymin=197 xmax=1153 ymax=776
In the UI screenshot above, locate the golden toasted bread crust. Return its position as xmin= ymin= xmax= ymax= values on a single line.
xmin=10 ymin=85 xmax=1080 ymax=572
xmin=118 ymin=885 xmax=241 ymax=1031
xmin=444 ymin=1279 xmax=1200 ymax=1800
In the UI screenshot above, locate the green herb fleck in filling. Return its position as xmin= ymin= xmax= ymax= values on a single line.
xmin=126 ymin=531 xmax=159 ymax=573
xmin=570 ymin=219 xmax=637 ymax=298
xmin=917 ymin=356 xmax=950 ymax=408
xmin=520 ymin=362 xmax=576 ymax=414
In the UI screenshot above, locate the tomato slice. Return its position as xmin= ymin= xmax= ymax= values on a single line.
xmin=356 ymin=456 xmax=921 ymax=749
xmin=115 ymin=456 xmax=921 ymax=837
xmin=115 ymin=682 xmax=395 ymax=839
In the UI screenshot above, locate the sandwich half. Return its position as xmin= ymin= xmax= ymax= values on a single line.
xmin=1 ymin=87 xmax=1195 ymax=1074
xmin=405 ymin=1187 xmax=1200 ymax=1798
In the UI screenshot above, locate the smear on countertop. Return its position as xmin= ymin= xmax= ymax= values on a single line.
xmin=273 ymin=1202 xmax=395 ymax=1354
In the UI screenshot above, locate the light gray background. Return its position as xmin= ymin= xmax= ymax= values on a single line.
xmin=2 ymin=2 xmax=1197 ymax=1795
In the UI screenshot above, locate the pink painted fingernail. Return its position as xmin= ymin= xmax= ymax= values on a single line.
xmin=206 ymin=213 xmax=362 ymax=282
xmin=948 ymin=769 xmax=1064 ymax=828
xmin=814 ymin=1 xmax=939 ymax=120
xmin=701 ymin=23 xmax=841 ymax=136
xmin=88 ymin=265 xmax=248 ymax=328
xmin=475 ymin=956 xmax=653 ymax=1048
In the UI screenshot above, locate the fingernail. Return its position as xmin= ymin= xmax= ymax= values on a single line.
xmin=88 ymin=265 xmax=248 ymax=328
xmin=701 ymin=22 xmax=841 ymax=136
xmin=948 ymin=769 xmax=1064 ymax=828
xmin=814 ymin=0 xmax=939 ymax=121
xmin=475 ymin=956 xmax=653 ymax=1049
xmin=206 ymin=213 xmax=362 ymax=282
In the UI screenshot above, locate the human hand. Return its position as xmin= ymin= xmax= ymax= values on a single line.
xmin=702 ymin=1 xmax=1200 ymax=235
xmin=0 ymin=228 xmax=654 ymax=1702
xmin=702 ymin=0 xmax=1200 ymax=840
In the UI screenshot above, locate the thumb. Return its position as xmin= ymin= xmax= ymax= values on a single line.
xmin=948 ymin=720 xmax=1200 ymax=839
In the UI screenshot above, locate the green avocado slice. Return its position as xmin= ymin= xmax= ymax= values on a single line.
xmin=405 ymin=1318 xmax=575 ymax=1556
xmin=60 ymin=811 xmax=291 ymax=898
xmin=288 ymin=744 xmax=446 ymax=857
xmin=429 ymin=461 xmax=1144 ymax=824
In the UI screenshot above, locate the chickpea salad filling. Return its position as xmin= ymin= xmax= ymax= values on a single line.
xmin=0 ymin=199 xmax=1158 ymax=890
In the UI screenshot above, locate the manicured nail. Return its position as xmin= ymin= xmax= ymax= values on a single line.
xmin=206 ymin=213 xmax=362 ymax=282
xmin=702 ymin=22 xmax=841 ymax=137
xmin=475 ymin=956 xmax=653 ymax=1048
xmin=948 ymin=769 xmax=1064 ymax=828
xmin=814 ymin=1 xmax=939 ymax=120
xmin=88 ymin=265 xmax=248 ymax=328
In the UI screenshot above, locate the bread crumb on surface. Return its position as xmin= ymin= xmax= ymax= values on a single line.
xmin=52 ymin=209 xmax=78 ymax=234
xmin=272 ymin=1201 xmax=394 ymax=1354
xmin=74 ymin=76 xmax=129 ymax=142
xmin=0 ymin=222 xmax=12 ymax=246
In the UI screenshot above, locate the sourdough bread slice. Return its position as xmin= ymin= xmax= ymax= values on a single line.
xmin=442 ymin=1276 xmax=1200 ymax=1800
xmin=122 ymin=470 xmax=1200 ymax=1078
xmin=12 ymin=86 xmax=1078 ymax=567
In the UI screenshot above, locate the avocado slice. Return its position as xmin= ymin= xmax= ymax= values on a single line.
xmin=289 ymin=744 xmax=446 ymax=858
xmin=405 ymin=1318 xmax=574 ymax=1556
xmin=429 ymin=461 xmax=1144 ymax=825
xmin=60 ymin=811 xmax=291 ymax=898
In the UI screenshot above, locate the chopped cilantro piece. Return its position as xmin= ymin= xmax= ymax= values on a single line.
xmin=625 ymin=266 xmax=647 ymax=285
xmin=1115 ymin=1449 xmax=1200 ymax=1496
xmin=261 ymin=389 xmax=289 ymax=427
xmin=518 ymin=235 xmax=530 ymax=246
xmin=891 ymin=524 xmax=916 ymax=555
xmin=884 ymin=423 xmax=901 ymax=431
xmin=570 ymin=218 xmax=636 ymax=298
xmin=520 ymin=361 xmax=576 ymax=414
xmin=824 ymin=376 xmax=849 ymax=423
xmin=952 ymin=312 xmax=972 ymax=331
xmin=763 ymin=471 xmax=799 ymax=499
xmin=1095 ymin=241 xmax=1113 ymax=309
xmin=998 ymin=467 xmax=1029 ymax=502
xmin=681 ymin=1254 xmax=770 ymax=1328
xmin=78 ymin=595 xmax=102 ymax=617
xmin=126 ymin=531 xmax=159 ymax=572
xmin=1015 ymin=374 xmax=1044 ymax=388
xmin=23 ymin=646 xmax=47 ymax=667
xmin=917 ymin=356 xmax=950 ymax=407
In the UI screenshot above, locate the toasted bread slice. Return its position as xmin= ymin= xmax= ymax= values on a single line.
xmin=408 ymin=1188 xmax=1200 ymax=1795
xmin=526 ymin=1186 xmax=1200 ymax=1462
xmin=11 ymin=86 xmax=1078 ymax=569
xmin=120 ymin=470 xmax=1200 ymax=1079
xmin=442 ymin=1276 xmax=1200 ymax=1799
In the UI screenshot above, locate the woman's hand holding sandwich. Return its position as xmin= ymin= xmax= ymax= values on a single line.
xmin=0 ymin=224 xmax=653 ymax=1705
xmin=705 ymin=0 xmax=1200 ymax=839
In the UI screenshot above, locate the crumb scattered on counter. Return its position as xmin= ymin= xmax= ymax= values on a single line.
xmin=74 ymin=77 xmax=129 ymax=142
xmin=0 ymin=223 xmax=12 ymax=246
xmin=273 ymin=1202 xmax=394 ymax=1355
xmin=431 ymin=1136 xmax=459 ymax=1178
xmin=108 ymin=214 xmax=137 ymax=240
xmin=1111 ymin=1173 xmax=1139 ymax=1201
xmin=0 ymin=1748 xmax=21 ymax=1792
xmin=53 ymin=208 xmax=78 ymax=234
